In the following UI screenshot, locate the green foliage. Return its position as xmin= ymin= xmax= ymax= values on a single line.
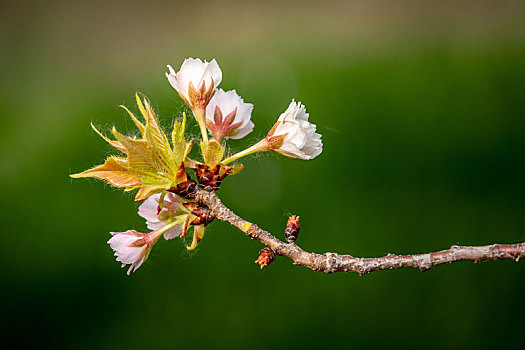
xmin=71 ymin=94 xmax=194 ymax=201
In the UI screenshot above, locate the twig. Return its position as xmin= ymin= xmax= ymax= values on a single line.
xmin=195 ymin=188 xmax=525 ymax=275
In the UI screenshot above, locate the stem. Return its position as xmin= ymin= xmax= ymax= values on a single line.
xmin=199 ymin=121 xmax=209 ymax=144
xmin=223 ymin=140 xmax=268 ymax=165
xmin=195 ymin=188 xmax=525 ymax=275
xmin=155 ymin=220 xmax=179 ymax=237
xmin=194 ymin=108 xmax=208 ymax=143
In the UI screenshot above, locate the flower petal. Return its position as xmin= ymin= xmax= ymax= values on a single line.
xmin=138 ymin=194 xmax=161 ymax=222
xmin=269 ymin=100 xmax=322 ymax=160
xmin=206 ymin=89 xmax=254 ymax=140
xmin=164 ymin=225 xmax=183 ymax=240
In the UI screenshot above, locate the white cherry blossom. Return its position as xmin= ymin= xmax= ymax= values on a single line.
xmin=108 ymin=229 xmax=162 ymax=275
xmin=266 ymin=100 xmax=322 ymax=160
xmin=165 ymin=58 xmax=222 ymax=108
xmin=206 ymin=89 xmax=254 ymax=141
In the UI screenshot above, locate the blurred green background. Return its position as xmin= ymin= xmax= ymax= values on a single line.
xmin=1 ymin=0 xmax=524 ymax=348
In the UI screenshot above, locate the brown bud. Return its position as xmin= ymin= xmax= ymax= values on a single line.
xmin=194 ymin=163 xmax=232 ymax=192
xmin=170 ymin=165 xmax=198 ymax=199
xmin=285 ymin=215 xmax=300 ymax=243
xmin=183 ymin=203 xmax=215 ymax=226
xmin=254 ymin=247 xmax=277 ymax=269
xmin=170 ymin=178 xmax=198 ymax=199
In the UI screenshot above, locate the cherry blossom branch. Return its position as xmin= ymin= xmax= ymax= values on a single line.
xmin=195 ymin=188 xmax=525 ymax=275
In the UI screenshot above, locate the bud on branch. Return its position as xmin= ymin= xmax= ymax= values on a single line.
xmin=255 ymin=247 xmax=277 ymax=269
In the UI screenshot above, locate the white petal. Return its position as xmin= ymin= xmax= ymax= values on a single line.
xmin=117 ymin=247 xmax=143 ymax=265
xmin=166 ymin=58 xmax=206 ymax=101
xmin=131 ymin=255 xmax=146 ymax=274
xmin=164 ymin=225 xmax=183 ymax=240
xmin=272 ymin=100 xmax=322 ymax=160
xmin=234 ymin=101 xmax=254 ymax=127
xmin=146 ymin=220 xmax=167 ymax=231
xmin=206 ymin=89 xmax=254 ymax=140
xmin=278 ymin=141 xmax=305 ymax=159
xmin=180 ymin=58 xmax=207 ymax=87
xmin=228 ymin=120 xmax=254 ymax=140
xmin=202 ymin=59 xmax=222 ymax=90
xmin=108 ymin=233 xmax=144 ymax=265
xmin=206 ymin=89 xmax=232 ymax=120
xmin=277 ymin=101 xmax=297 ymax=123
xmin=138 ymin=194 xmax=161 ymax=222
xmin=166 ymin=66 xmax=185 ymax=99
xmin=295 ymin=102 xmax=309 ymax=121
xmin=108 ymin=232 xmax=136 ymax=250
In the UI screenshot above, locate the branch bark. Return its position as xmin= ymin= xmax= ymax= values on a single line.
xmin=195 ymin=189 xmax=525 ymax=275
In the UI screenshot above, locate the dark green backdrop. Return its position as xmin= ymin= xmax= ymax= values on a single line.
xmin=1 ymin=1 xmax=524 ymax=348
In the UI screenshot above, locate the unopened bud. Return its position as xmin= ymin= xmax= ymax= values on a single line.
xmin=254 ymin=247 xmax=277 ymax=269
xmin=194 ymin=163 xmax=232 ymax=192
xmin=285 ymin=215 xmax=300 ymax=243
xmin=183 ymin=203 xmax=215 ymax=226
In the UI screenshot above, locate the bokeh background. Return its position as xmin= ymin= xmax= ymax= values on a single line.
xmin=1 ymin=0 xmax=524 ymax=348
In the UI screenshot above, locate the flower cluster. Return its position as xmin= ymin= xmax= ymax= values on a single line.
xmin=71 ymin=57 xmax=323 ymax=274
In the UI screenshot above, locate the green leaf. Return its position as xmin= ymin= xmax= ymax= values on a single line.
xmin=72 ymin=94 xmax=194 ymax=200
xmin=171 ymin=112 xmax=187 ymax=166
xmin=142 ymin=98 xmax=178 ymax=175
xmin=90 ymin=123 xmax=126 ymax=153
xmin=119 ymin=103 xmax=145 ymax=137
xmin=228 ymin=163 xmax=244 ymax=175
xmin=135 ymin=93 xmax=148 ymax=123
xmin=184 ymin=157 xmax=200 ymax=169
xmin=201 ymin=139 xmax=224 ymax=167
xmin=134 ymin=183 xmax=172 ymax=202
xmin=112 ymin=128 xmax=166 ymax=178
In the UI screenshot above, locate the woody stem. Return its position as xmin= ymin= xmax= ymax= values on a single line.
xmin=194 ymin=188 xmax=525 ymax=275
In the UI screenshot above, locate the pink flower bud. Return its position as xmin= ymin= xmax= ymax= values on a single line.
xmin=107 ymin=229 xmax=163 ymax=275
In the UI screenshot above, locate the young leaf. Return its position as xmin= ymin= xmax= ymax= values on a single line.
xmin=119 ymin=104 xmax=145 ymax=137
xmin=134 ymin=183 xmax=172 ymax=202
xmin=228 ymin=163 xmax=244 ymax=175
xmin=70 ymin=157 xmax=142 ymax=188
xmin=172 ymin=112 xmax=187 ymax=166
xmin=187 ymin=225 xmax=205 ymax=250
xmin=142 ymin=98 xmax=178 ymax=175
xmin=112 ymin=128 xmax=166 ymax=178
xmin=135 ymin=93 xmax=148 ymax=123
xmin=90 ymin=123 xmax=126 ymax=153
xmin=201 ymin=139 xmax=225 ymax=167
xmin=184 ymin=157 xmax=200 ymax=169
xmin=72 ymin=94 xmax=190 ymax=201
